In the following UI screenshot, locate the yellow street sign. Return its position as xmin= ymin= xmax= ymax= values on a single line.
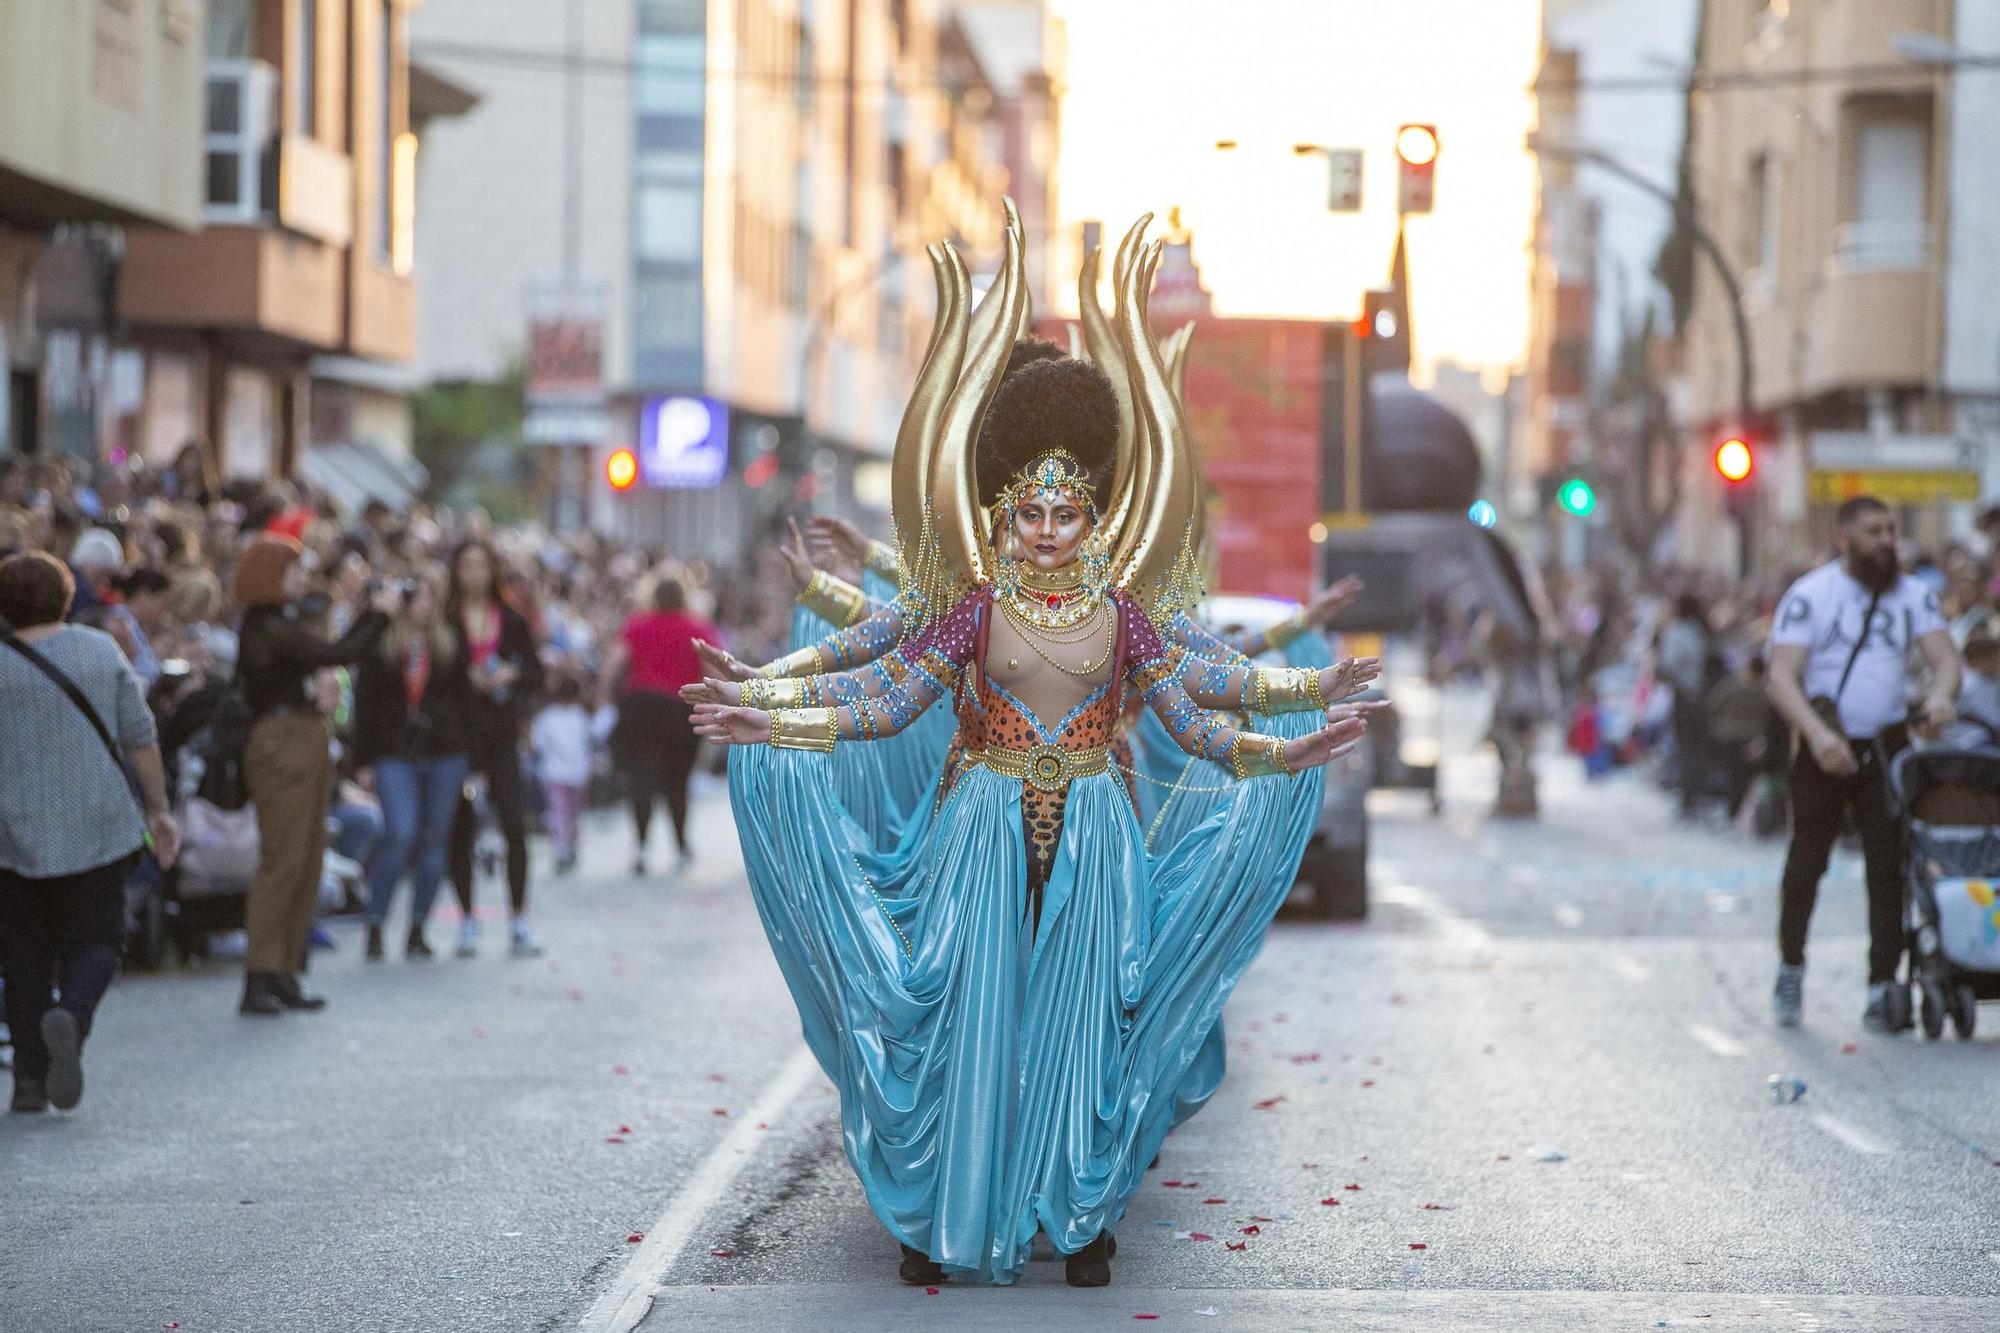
xmin=1806 ymin=471 xmax=1982 ymax=505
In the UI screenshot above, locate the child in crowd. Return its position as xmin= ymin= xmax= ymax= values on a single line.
xmin=531 ymin=675 xmax=594 ymax=875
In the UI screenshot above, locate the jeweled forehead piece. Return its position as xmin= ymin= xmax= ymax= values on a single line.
xmin=1003 ymin=448 xmax=1096 ymax=515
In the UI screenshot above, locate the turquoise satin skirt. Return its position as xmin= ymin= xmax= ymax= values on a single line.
xmin=727 ymin=718 xmax=1323 ymax=1283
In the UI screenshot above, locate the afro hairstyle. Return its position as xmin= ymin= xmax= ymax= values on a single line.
xmin=1004 ymin=336 xmax=1067 ymax=379
xmin=975 ymin=355 xmax=1120 ymax=512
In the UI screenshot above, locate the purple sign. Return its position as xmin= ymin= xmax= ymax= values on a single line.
xmin=638 ymin=394 xmax=729 ymax=489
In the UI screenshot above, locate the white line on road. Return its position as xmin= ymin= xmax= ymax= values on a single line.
xmin=1685 ymin=1023 xmax=1745 ymax=1058
xmin=1374 ymin=883 xmax=1492 ymax=948
xmin=578 ymin=1044 xmax=823 ymax=1333
xmin=1810 ymin=1112 xmax=1892 ymax=1156
xmin=1553 ymin=903 xmax=1585 ymax=929
xmin=1610 ymin=953 xmax=1652 ymax=983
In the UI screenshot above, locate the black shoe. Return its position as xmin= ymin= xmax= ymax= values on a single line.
xmin=406 ymin=928 xmax=434 ymax=960
xmin=239 ymin=972 xmax=283 ymax=1016
xmin=270 ymin=975 xmax=328 ymax=1011
xmin=898 ymin=1244 xmax=947 ymax=1286
xmin=40 ymin=1010 xmax=83 ymax=1110
xmin=1065 ymin=1233 xmax=1112 ymax=1288
xmin=11 ymin=1076 xmax=48 ymax=1113
xmin=365 ymin=925 xmax=385 ymax=961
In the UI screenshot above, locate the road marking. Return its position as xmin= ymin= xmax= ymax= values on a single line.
xmin=1610 ymin=953 xmax=1652 ymax=983
xmin=1375 ymin=883 xmax=1491 ymax=948
xmin=1552 ymin=903 xmax=1585 ymax=929
xmin=1810 ymin=1112 xmax=1892 ymax=1156
xmin=1685 ymin=1023 xmax=1745 ymax=1058
xmin=578 ymin=1044 xmax=822 ymax=1332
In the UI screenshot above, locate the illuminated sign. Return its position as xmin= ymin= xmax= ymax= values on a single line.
xmin=638 ymin=394 xmax=730 ymax=489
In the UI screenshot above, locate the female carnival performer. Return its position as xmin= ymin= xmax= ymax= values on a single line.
xmin=685 ymin=211 xmax=1381 ymax=1289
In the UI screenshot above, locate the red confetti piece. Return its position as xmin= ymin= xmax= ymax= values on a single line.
xmin=755 ymin=1122 xmax=769 ymax=1130
xmin=619 ymin=1125 xmax=633 ymax=1134
xmin=1319 ymin=1197 xmax=1341 ymax=1207
xmin=712 ymin=1108 xmax=730 ymax=1117
xmin=626 ymin=1233 xmax=645 ymax=1244
xmin=1253 ymin=1095 xmax=1287 ymax=1110
xmin=567 ymin=987 xmax=585 ymax=1001
xmin=1186 ymin=1232 xmax=1213 ymax=1242
xmin=472 ymin=1028 xmax=488 ymax=1038
xmin=604 ymin=1137 xmax=626 ymax=1145
xmin=1225 ymin=1240 xmax=1249 ymax=1251
xmin=709 ymin=1249 xmax=734 ymax=1258
xmin=1496 ymin=1154 xmax=1512 ymax=1161
xmin=1840 ymin=1043 xmax=1859 ymax=1054
xmin=1249 ymin=1215 xmax=1273 ymax=1223
xmin=164 ymin=1325 xmax=181 ymax=1330
xmin=1135 ymin=1316 xmax=1161 ymax=1322
xmin=1360 ymin=1079 xmax=1376 ymax=1088
xmin=1344 ymin=1184 xmax=1363 ymax=1191
xmin=1390 ymin=993 xmax=1408 ymax=1005
xmin=708 ymin=1073 xmax=728 ymax=1083
xmin=613 ymin=1065 xmax=630 ymax=1075
xmin=1290 ymin=1052 xmax=1322 ymax=1064
xmin=1302 ymin=1162 xmax=1320 ymax=1170
xmin=1241 ymin=1225 xmax=1261 ymax=1236
xmin=1202 ymin=1198 xmax=1228 ymax=1205
xmin=1161 ymin=1179 xmax=1184 ymax=1187
xmin=1408 ymin=1242 xmax=1429 ymax=1250
xmin=925 ymin=1286 xmax=939 ymax=1295
xmin=1419 ymin=1203 xmax=1451 ymax=1211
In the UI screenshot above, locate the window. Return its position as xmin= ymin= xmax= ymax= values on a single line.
xmin=635 ymin=270 xmax=704 ymax=352
xmin=294 ymin=0 xmax=319 ymax=138
xmin=1841 ymin=99 xmax=1930 ymax=268
xmin=376 ymin=1 xmax=394 ymax=263
xmin=637 ymin=182 xmax=702 ymax=262
xmin=640 ymin=0 xmax=704 ymax=32
xmin=637 ymin=33 xmax=705 ymax=116
xmin=208 ymin=0 xmax=253 ymax=59
xmin=1745 ymin=152 xmax=1777 ymax=273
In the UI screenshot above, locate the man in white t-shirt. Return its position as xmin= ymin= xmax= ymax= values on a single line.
xmin=1765 ymin=496 xmax=1959 ymax=1031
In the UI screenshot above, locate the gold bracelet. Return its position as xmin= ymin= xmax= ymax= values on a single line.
xmin=769 ymin=706 xmax=839 ymax=752
xmin=741 ymin=676 xmax=808 ymax=709
xmin=764 ymin=646 xmax=824 ymax=679
xmin=1248 ymin=667 xmax=1322 ymax=714
xmin=799 ymin=570 xmax=871 ymax=627
xmin=1303 ymin=667 xmax=1327 ymax=710
xmin=864 ymin=539 xmax=902 ymax=583
xmin=1263 ymin=610 xmax=1309 ymax=651
xmin=1231 ymin=731 xmax=1294 ymax=779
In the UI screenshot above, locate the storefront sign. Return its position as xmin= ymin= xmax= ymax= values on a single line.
xmin=638 ymin=394 xmax=729 ymax=489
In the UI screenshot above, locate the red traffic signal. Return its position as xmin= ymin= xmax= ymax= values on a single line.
xmin=606 ymin=448 xmax=639 ymax=491
xmin=1714 ymin=436 xmax=1754 ymax=484
xmin=1395 ymin=124 xmax=1438 ymax=214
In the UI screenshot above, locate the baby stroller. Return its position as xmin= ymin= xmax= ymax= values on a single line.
xmin=1888 ymin=721 xmax=2000 ymax=1040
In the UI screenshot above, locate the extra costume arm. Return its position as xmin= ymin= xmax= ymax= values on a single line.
xmin=767 ymin=589 xmax=978 ymax=747
xmin=1124 ymin=600 xmax=1297 ymax=778
xmin=765 ymin=594 xmax=911 ymax=677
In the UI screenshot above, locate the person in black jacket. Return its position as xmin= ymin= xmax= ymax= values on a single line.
xmin=442 ymin=539 xmax=546 ymax=959
xmin=233 ymin=535 xmax=394 ymax=1016
xmin=352 ymin=574 xmax=472 ymax=962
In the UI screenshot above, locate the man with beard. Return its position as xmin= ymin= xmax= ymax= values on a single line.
xmin=1765 ymin=496 xmax=1959 ymax=1030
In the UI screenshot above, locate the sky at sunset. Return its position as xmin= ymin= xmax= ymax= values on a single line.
xmin=1051 ymin=0 xmax=1544 ymax=381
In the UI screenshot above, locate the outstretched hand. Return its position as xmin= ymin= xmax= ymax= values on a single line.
xmin=691 ymin=702 xmax=773 ymax=746
xmin=679 ymin=676 xmax=743 ymax=707
xmin=777 ymin=517 xmax=816 ymax=594
xmin=695 ymin=638 xmax=760 ymax=682
xmin=1321 ymin=655 xmax=1382 ymax=701
xmin=1282 ymin=712 xmax=1370 ymax=772
xmin=1307 ymin=575 xmax=1364 ymax=627
xmin=805 ymin=515 xmax=868 ymax=583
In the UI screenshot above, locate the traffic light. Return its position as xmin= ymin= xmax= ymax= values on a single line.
xmin=1714 ymin=435 xmax=1754 ymax=484
xmin=1557 ymin=476 xmax=1596 ymax=517
xmin=605 ymin=448 xmax=639 ymax=492
xmin=1395 ymin=123 xmax=1439 ymax=214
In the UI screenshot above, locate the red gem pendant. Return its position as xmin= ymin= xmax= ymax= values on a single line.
xmin=1047 ymin=593 xmax=1062 ymax=609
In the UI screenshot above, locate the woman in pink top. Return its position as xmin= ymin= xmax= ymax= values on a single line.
xmin=598 ymin=577 xmax=718 ymax=875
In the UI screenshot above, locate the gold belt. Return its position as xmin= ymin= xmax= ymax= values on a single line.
xmin=971 ymin=743 xmax=1110 ymax=791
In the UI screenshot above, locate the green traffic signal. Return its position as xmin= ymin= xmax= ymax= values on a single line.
xmin=1557 ymin=477 xmax=1596 ymax=517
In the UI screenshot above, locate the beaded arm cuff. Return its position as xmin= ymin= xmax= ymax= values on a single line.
xmin=769 ymin=706 xmax=839 ymax=752
xmin=798 ymin=570 xmax=872 ymax=628
xmin=863 ymin=539 xmax=902 ymax=584
xmin=1248 ymin=665 xmax=1327 ymax=714
xmin=1229 ymin=731 xmax=1296 ymax=780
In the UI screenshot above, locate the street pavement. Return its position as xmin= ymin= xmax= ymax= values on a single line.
xmin=3 ymin=726 xmax=1997 ymax=1333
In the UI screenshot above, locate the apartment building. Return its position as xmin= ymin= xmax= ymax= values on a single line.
xmin=1683 ymin=0 xmax=2000 ymax=571
xmin=410 ymin=0 xmax=1059 ymax=553
xmin=0 ymin=0 xmax=205 ymax=460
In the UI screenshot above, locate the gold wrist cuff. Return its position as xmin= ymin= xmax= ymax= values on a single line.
xmin=1231 ymin=732 xmax=1295 ymax=779
xmin=1263 ymin=609 xmax=1309 ymax=650
xmin=742 ymin=676 xmax=808 ymax=709
xmin=769 ymin=706 xmax=839 ymax=752
xmin=764 ymin=646 xmax=824 ymax=679
xmin=1250 ymin=666 xmax=1325 ymax=714
xmin=864 ymin=539 xmax=902 ymax=583
xmin=799 ymin=569 xmax=871 ymax=627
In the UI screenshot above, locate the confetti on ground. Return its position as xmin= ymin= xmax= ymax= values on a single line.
xmin=1194 ymin=1308 xmax=1219 ymax=1318
xmin=613 ymin=1065 xmax=630 ymax=1075
xmin=604 ymin=1137 xmax=626 ymax=1145
xmin=1241 ymin=1225 xmax=1261 ymax=1236
xmin=1201 ymin=1198 xmax=1227 ymax=1205
xmin=472 ymin=1028 xmax=488 ymax=1038
xmin=712 ymin=1108 xmax=729 ymax=1117
xmin=1134 ymin=1315 xmax=1160 ymax=1322
xmin=1361 ymin=1079 xmax=1376 ymax=1088
xmin=626 ymin=1233 xmax=645 ymax=1244
xmin=1290 ymin=1052 xmax=1322 ymax=1064
xmin=709 ymin=1249 xmax=734 ymax=1258
xmin=925 ymin=1286 xmax=939 ymax=1295
xmin=1409 ymin=1242 xmax=1429 ymax=1250
xmin=1320 ymin=1198 xmax=1341 ymax=1207
xmin=1225 ymin=1240 xmax=1248 ymax=1251
xmin=1249 ymin=1215 xmax=1273 ymax=1222
xmin=1253 ymin=1095 xmax=1287 ymax=1110
xmin=1419 ymin=1203 xmax=1454 ymax=1211
xmin=1840 ymin=1043 xmax=1859 ymax=1054
xmin=1344 ymin=1184 xmax=1363 ymax=1191
xmin=708 ymin=1073 xmax=727 ymax=1082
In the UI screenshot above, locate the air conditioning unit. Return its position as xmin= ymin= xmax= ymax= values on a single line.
xmin=204 ymin=59 xmax=279 ymax=224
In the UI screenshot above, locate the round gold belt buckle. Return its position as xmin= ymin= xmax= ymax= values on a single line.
xmin=1026 ymin=744 xmax=1069 ymax=790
